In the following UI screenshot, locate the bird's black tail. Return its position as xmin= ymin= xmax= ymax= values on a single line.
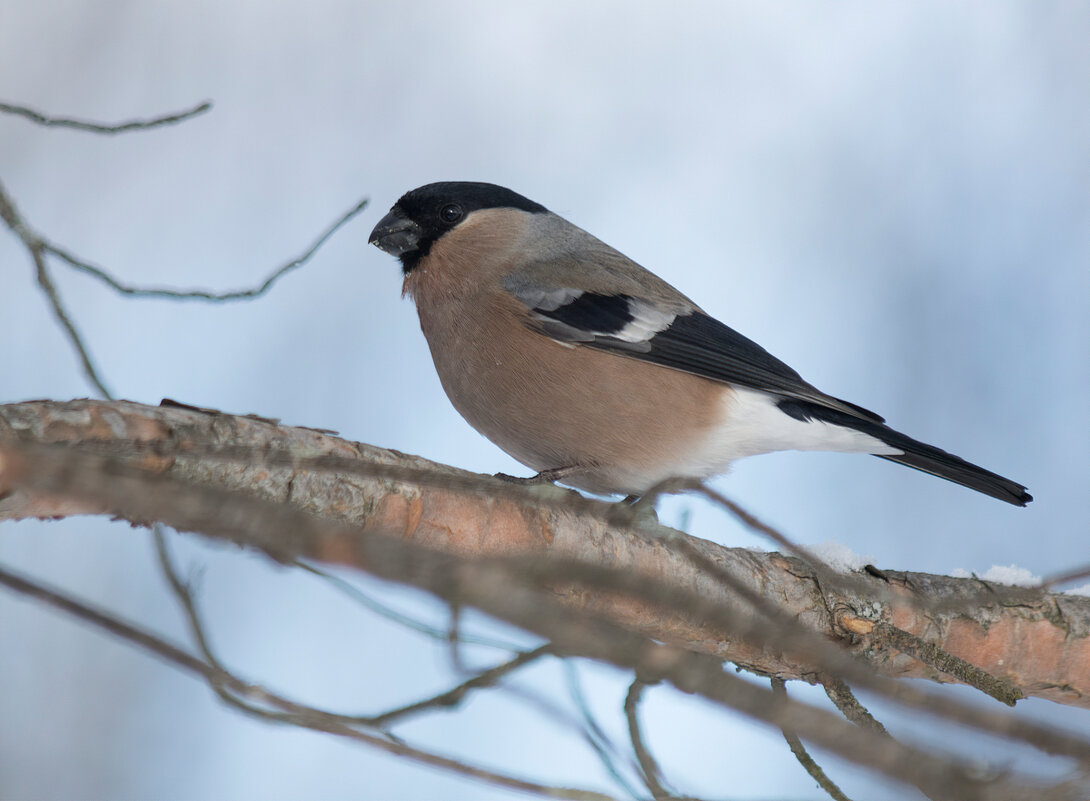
xmin=874 ymin=445 xmax=1032 ymax=506
xmin=777 ymin=399 xmax=1032 ymax=506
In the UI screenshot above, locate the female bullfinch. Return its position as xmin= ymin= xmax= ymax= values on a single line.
xmin=370 ymin=181 xmax=1030 ymax=506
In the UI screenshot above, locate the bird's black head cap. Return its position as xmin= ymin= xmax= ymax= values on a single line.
xmin=371 ymin=181 xmax=548 ymax=274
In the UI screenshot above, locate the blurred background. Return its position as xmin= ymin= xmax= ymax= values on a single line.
xmin=1 ymin=2 xmax=1088 ymax=799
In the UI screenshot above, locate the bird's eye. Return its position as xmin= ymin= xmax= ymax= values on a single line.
xmin=439 ymin=204 xmax=464 ymax=224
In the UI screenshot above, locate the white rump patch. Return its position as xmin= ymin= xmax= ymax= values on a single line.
xmin=673 ymin=387 xmax=901 ymax=480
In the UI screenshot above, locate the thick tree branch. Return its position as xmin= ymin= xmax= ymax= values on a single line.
xmin=2 ymin=401 xmax=1089 ymax=799
xmin=1 ymin=398 xmax=1087 ymax=710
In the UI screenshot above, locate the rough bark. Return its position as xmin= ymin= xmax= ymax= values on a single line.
xmin=2 ymin=398 xmax=1087 ymax=710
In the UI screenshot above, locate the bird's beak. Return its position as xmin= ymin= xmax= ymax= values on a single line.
xmin=369 ymin=208 xmax=422 ymax=258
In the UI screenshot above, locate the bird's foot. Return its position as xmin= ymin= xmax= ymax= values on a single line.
xmin=606 ymin=496 xmax=660 ymax=528
xmin=606 ymin=477 xmax=701 ymax=529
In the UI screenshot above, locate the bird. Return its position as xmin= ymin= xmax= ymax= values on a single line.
xmin=369 ymin=181 xmax=1031 ymax=506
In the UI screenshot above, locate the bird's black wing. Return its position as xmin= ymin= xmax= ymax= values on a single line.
xmin=506 ymin=283 xmax=1032 ymax=506
xmin=506 ymin=284 xmax=885 ymax=423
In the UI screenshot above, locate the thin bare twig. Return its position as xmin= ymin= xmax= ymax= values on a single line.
xmin=0 ymin=561 xmax=619 ymax=801
xmin=871 ymin=622 xmax=1022 ymax=707
xmin=152 ymin=524 xmax=305 ymax=725
xmin=0 ymin=99 xmax=212 ymax=133
xmin=153 ymin=526 xmax=225 ymax=668
xmin=446 ymin=603 xmax=469 ymax=675
xmin=822 ymin=679 xmax=889 ymax=736
xmin=0 ymin=180 xmax=113 ymax=398
xmin=32 ymin=253 xmax=114 ymax=398
xmin=359 ymin=645 xmax=554 ymax=728
xmin=695 ymin=484 xmax=846 ymax=586
xmin=41 ymin=196 xmax=369 ymax=302
xmin=563 ymin=662 xmax=646 ymax=800
xmin=771 ymin=678 xmax=854 ymax=801
xmin=624 ymin=679 xmax=675 ymax=800
xmin=294 ymin=560 xmax=529 ymax=651
xmin=819 ymin=680 xmax=947 ymax=801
